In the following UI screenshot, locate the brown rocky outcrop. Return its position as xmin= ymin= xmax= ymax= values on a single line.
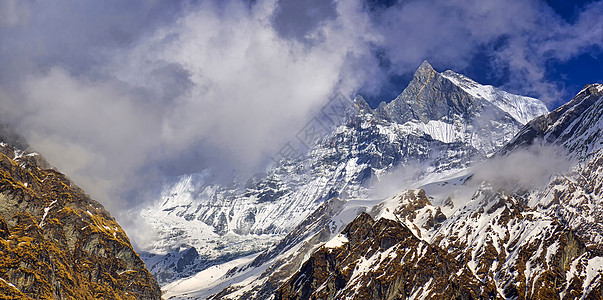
xmin=0 ymin=140 xmax=161 ymax=299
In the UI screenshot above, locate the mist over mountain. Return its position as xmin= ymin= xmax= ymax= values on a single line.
xmin=158 ymin=75 xmax=603 ymax=300
xmin=1 ymin=1 xmax=603 ymax=299
xmin=1 ymin=0 xmax=602 ymax=229
xmin=147 ymin=62 xmax=551 ymax=298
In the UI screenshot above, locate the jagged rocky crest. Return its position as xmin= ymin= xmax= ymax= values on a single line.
xmin=141 ymin=61 xmax=548 ymax=288
xmin=0 ymin=134 xmax=161 ymax=299
xmin=278 ymin=186 xmax=601 ymax=299
xmin=150 ymin=62 xmax=555 ymax=299
xmin=275 ymin=211 xmax=483 ymax=300
xmin=275 ymin=84 xmax=603 ymax=299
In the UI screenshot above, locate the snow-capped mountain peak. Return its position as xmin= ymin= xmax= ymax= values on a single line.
xmin=377 ymin=61 xmax=547 ymax=128
xmin=142 ymin=63 xmax=555 ymax=298
xmin=441 ymin=70 xmax=549 ymax=125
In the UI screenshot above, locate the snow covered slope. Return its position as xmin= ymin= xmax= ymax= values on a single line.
xmin=137 ymin=61 xmax=548 ymax=286
xmin=441 ymin=70 xmax=548 ymax=125
xmin=510 ymin=84 xmax=603 ymax=245
xmin=279 ymin=185 xmax=601 ymax=299
xmin=273 ymin=83 xmax=603 ymax=299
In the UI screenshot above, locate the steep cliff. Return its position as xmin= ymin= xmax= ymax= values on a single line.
xmin=0 ymin=136 xmax=161 ymax=299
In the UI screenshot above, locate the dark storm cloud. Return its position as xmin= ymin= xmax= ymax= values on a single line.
xmin=271 ymin=0 xmax=337 ymax=42
xmin=0 ymin=0 xmax=181 ymax=83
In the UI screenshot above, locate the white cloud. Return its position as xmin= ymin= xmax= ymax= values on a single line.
xmin=471 ymin=144 xmax=573 ymax=191
xmin=0 ymin=0 xmax=381 ymax=214
xmin=0 ymin=0 xmax=601 ymax=223
xmin=539 ymin=1 xmax=603 ymax=61
xmin=1 ymin=67 xmax=161 ymax=210
xmin=109 ymin=0 xmax=380 ymax=170
xmin=367 ymin=163 xmax=425 ymax=199
xmin=372 ymin=0 xmax=602 ymax=104
xmin=0 ymin=0 xmax=30 ymax=27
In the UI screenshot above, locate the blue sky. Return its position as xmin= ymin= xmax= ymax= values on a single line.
xmin=474 ymin=0 xmax=602 ymax=107
xmin=0 ymin=0 xmax=601 ymax=215
xmin=360 ymin=0 xmax=603 ymax=108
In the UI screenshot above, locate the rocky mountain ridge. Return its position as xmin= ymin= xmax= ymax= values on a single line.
xmin=276 ymin=83 xmax=603 ymax=299
xmin=141 ymin=61 xmax=548 ymax=287
xmin=152 ymin=62 xmax=550 ymax=298
xmin=278 ymin=186 xmax=600 ymax=299
xmin=0 ymin=133 xmax=162 ymax=299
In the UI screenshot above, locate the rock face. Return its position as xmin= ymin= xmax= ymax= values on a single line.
xmin=277 ymin=187 xmax=603 ymax=299
xmin=141 ymin=61 xmax=547 ymax=286
xmin=501 ymin=84 xmax=603 ymax=155
xmin=376 ymin=61 xmax=546 ymax=155
xmin=275 ymin=212 xmax=483 ymax=300
xmin=503 ymin=84 xmax=603 ymax=245
xmin=0 ymin=138 xmax=161 ymax=299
